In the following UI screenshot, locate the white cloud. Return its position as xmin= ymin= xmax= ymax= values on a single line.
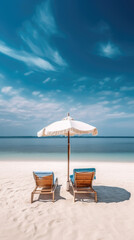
xmin=1 ymin=86 xmax=18 ymax=95
xmin=20 ymin=1 xmax=67 ymax=68
xmin=99 ymin=42 xmax=121 ymax=58
xmin=39 ymin=94 xmax=44 ymax=98
xmin=0 ymin=90 xmax=64 ymax=128
xmin=56 ymin=89 xmax=61 ymax=93
xmin=99 ymin=90 xmax=112 ymax=96
xmin=112 ymin=99 xmax=122 ymax=104
xmin=53 ymin=51 xmax=67 ymax=66
xmin=1 ymin=86 xmax=12 ymax=94
xmin=43 ymin=77 xmax=57 ymax=84
xmin=69 ymin=101 xmax=134 ymax=123
xmin=99 ymin=81 xmax=104 ymax=86
xmin=32 ymin=91 xmax=47 ymax=98
xmin=35 ymin=1 xmax=57 ymax=35
xmin=73 ymin=85 xmax=86 ymax=92
xmin=43 ymin=77 xmax=51 ymax=84
xmin=114 ymin=76 xmax=122 ymax=82
xmin=99 ymin=76 xmax=123 ymax=86
xmin=32 ymin=91 xmax=40 ymax=96
xmin=99 ymin=90 xmax=120 ymax=97
xmin=106 ymin=112 xmax=134 ymax=119
xmin=19 ymin=1 xmax=67 ymax=69
xmin=99 ymin=77 xmax=111 ymax=85
xmin=77 ymin=77 xmax=88 ymax=82
xmin=67 ymin=96 xmax=74 ymax=103
xmin=0 ymin=86 xmax=134 ymax=134
xmin=112 ymin=105 xmax=121 ymax=110
xmin=127 ymin=100 xmax=134 ymax=105
xmin=0 ymin=41 xmax=55 ymax=71
xmin=120 ymin=86 xmax=134 ymax=91
xmin=24 ymin=71 xmax=33 ymax=76
xmin=70 ymin=102 xmax=110 ymax=122
xmin=104 ymin=77 xmax=110 ymax=82
xmin=20 ymin=34 xmax=42 ymax=56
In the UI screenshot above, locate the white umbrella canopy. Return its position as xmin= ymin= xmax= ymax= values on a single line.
xmin=37 ymin=115 xmax=98 ymax=137
xmin=37 ymin=113 xmax=98 ymax=190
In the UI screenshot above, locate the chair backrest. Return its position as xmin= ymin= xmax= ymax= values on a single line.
xmin=74 ymin=171 xmax=95 ymax=188
xmin=33 ymin=172 xmax=53 ymax=188
xmin=73 ymin=168 xmax=96 ymax=179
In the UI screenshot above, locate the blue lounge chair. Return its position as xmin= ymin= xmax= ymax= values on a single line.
xmin=31 ymin=171 xmax=58 ymax=203
xmin=70 ymin=168 xmax=97 ymax=202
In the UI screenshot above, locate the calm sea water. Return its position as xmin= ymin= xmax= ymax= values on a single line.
xmin=0 ymin=137 xmax=134 ymax=162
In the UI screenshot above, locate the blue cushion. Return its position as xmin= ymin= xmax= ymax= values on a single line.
xmin=33 ymin=171 xmax=55 ymax=184
xmin=70 ymin=174 xmax=73 ymax=183
xmin=70 ymin=168 xmax=96 ymax=184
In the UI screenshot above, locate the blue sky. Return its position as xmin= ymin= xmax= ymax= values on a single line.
xmin=0 ymin=0 xmax=134 ymax=136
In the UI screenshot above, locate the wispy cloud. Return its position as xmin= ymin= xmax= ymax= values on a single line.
xmin=32 ymin=91 xmax=40 ymax=96
xmin=73 ymin=84 xmax=86 ymax=92
xmin=99 ymin=77 xmax=110 ymax=85
xmin=20 ymin=0 xmax=67 ymax=69
xmin=99 ymin=75 xmax=123 ymax=86
xmin=0 ymin=84 xmax=134 ymax=135
xmin=53 ymin=51 xmax=67 ymax=66
xmin=0 ymin=41 xmax=55 ymax=71
xmin=0 ymin=88 xmax=64 ymax=129
xmin=112 ymin=99 xmax=122 ymax=104
xmin=69 ymin=101 xmax=134 ymax=123
xmin=98 ymin=42 xmax=121 ymax=58
xmin=128 ymin=100 xmax=134 ymax=105
xmin=31 ymin=91 xmax=44 ymax=99
xmin=77 ymin=77 xmax=88 ymax=82
xmin=106 ymin=112 xmax=134 ymax=119
xmin=43 ymin=77 xmax=51 ymax=84
xmin=24 ymin=71 xmax=33 ymax=76
xmin=38 ymin=94 xmax=44 ymax=98
xmin=43 ymin=77 xmax=56 ymax=84
xmin=0 ymin=1 xmax=67 ymax=73
xmin=99 ymin=90 xmax=120 ymax=97
xmin=114 ymin=76 xmax=123 ymax=82
xmin=34 ymin=0 xmax=57 ymax=35
xmin=120 ymin=86 xmax=134 ymax=91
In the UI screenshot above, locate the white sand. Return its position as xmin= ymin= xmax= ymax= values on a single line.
xmin=0 ymin=160 xmax=134 ymax=240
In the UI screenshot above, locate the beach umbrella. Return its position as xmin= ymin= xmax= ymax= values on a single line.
xmin=37 ymin=113 xmax=98 ymax=190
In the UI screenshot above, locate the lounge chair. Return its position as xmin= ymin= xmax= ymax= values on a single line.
xmin=70 ymin=168 xmax=97 ymax=202
xmin=31 ymin=171 xmax=58 ymax=203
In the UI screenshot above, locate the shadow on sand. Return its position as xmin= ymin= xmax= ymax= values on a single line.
xmin=94 ymin=185 xmax=131 ymax=203
xmin=38 ymin=184 xmax=66 ymax=202
xmin=34 ymin=185 xmax=131 ymax=203
xmin=69 ymin=185 xmax=131 ymax=203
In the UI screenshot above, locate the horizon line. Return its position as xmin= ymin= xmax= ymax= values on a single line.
xmin=0 ymin=136 xmax=134 ymax=138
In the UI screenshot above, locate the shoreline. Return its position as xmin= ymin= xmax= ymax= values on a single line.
xmin=0 ymin=152 xmax=134 ymax=163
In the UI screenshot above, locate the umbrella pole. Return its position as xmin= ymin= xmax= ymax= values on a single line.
xmin=66 ymin=131 xmax=70 ymax=191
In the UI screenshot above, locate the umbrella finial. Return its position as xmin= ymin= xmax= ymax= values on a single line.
xmin=67 ymin=112 xmax=70 ymax=117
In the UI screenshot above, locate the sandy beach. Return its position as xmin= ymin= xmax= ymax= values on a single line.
xmin=0 ymin=0 xmax=134 ymax=238
xmin=0 ymin=159 xmax=134 ymax=240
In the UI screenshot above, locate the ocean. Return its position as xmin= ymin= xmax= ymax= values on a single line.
xmin=0 ymin=137 xmax=134 ymax=162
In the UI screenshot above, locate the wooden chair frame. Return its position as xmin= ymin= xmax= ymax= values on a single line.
xmin=31 ymin=172 xmax=58 ymax=203
xmin=70 ymin=171 xmax=97 ymax=202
